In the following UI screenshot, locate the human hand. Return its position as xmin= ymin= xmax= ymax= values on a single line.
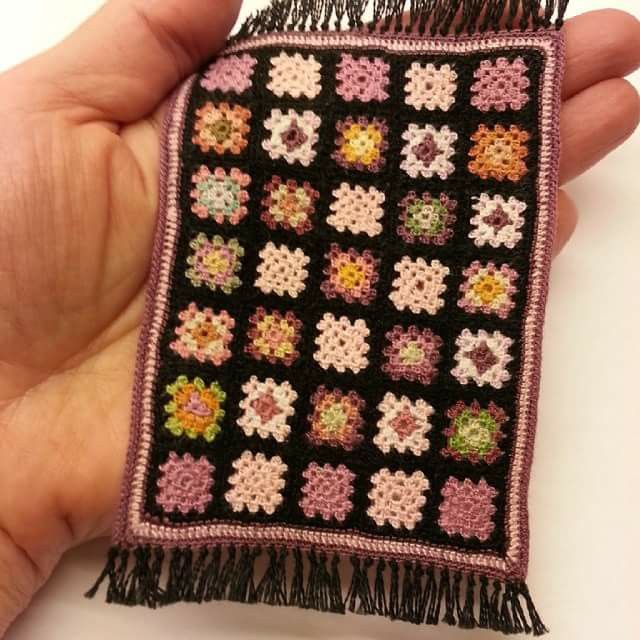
xmin=0 ymin=1 xmax=638 ymax=636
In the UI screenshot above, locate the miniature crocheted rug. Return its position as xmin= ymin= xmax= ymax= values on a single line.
xmin=88 ymin=1 xmax=568 ymax=635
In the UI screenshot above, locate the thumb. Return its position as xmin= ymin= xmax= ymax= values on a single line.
xmin=26 ymin=0 xmax=242 ymax=122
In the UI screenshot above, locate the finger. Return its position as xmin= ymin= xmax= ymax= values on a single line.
xmin=27 ymin=0 xmax=241 ymax=122
xmin=563 ymin=9 xmax=640 ymax=99
xmin=560 ymin=78 xmax=640 ymax=184
xmin=553 ymin=190 xmax=578 ymax=257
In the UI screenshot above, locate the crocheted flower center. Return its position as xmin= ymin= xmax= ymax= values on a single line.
xmin=337 ymin=261 xmax=365 ymax=289
xmin=202 ymin=178 xmax=240 ymax=210
xmin=193 ymin=322 xmax=221 ymax=348
xmin=251 ymin=392 xmax=282 ymax=423
xmin=202 ymin=249 xmax=231 ymax=278
xmin=342 ymin=124 xmax=381 ymax=163
xmin=206 ymin=116 xmax=232 ymax=143
xmin=466 ymin=341 xmax=498 ymax=374
xmin=280 ymin=120 xmax=308 ymax=151
xmin=399 ymin=341 xmax=425 ymax=365
xmin=406 ymin=200 xmax=445 ymax=236
xmin=272 ymin=188 xmax=310 ymax=225
xmin=174 ymin=384 xmax=221 ymax=433
xmin=319 ymin=402 xmax=349 ymax=434
xmin=254 ymin=317 xmax=296 ymax=358
xmin=412 ymin=133 xmax=440 ymax=164
xmin=472 ymin=274 xmax=506 ymax=304
xmin=390 ymin=408 xmax=419 ymax=439
xmin=455 ymin=416 xmax=494 ymax=453
xmin=482 ymin=205 xmax=510 ymax=231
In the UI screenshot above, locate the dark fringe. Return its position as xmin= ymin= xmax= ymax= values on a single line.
xmin=86 ymin=545 xmax=548 ymax=635
xmin=231 ymin=0 xmax=570 ymax=42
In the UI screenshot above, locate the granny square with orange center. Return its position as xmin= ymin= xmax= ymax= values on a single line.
xmin=110 ymin=25 xmax=564 ymax=626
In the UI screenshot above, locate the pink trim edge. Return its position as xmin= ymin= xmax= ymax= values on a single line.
xmin=114 ymin=29 xmax=565 ymax=581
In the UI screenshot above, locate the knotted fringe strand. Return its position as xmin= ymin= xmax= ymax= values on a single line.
xmin=230 ymin=0 xmax=570 ymax=42
xmin=86 ymin=546 xmax=548 ymax=634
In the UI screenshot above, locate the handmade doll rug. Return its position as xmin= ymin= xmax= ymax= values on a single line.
xmin=88 ymin=0 xmax=568 ymax=635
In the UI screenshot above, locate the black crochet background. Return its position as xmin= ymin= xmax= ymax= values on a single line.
xmin=142 ymin=42 xmax=545 ymax=558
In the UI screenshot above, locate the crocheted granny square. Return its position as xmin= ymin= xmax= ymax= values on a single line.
xmin=90 ymin=2 xmax=568 ymax=635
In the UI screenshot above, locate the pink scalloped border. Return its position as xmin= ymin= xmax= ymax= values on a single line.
xmin=114 ymin=29 xmax=565 ymax=581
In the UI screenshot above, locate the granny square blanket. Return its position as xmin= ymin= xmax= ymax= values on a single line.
xmin=89 ymin=3 xmax=567 ymax=635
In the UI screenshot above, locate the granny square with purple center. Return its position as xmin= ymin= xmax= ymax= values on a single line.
xmin=95 ymin=9 xmax=566 ymax=635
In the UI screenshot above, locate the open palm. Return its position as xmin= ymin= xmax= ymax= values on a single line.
xmin=0 ymin=1 xmax=638 ymax=634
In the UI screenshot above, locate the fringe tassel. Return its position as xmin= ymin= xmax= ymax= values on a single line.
xmin=490 ymin=578 xmax=503 ymax=630
xmin=305 ymin=550 xmax=333 ymax=611
xmin=441 ymin=568 xmax=456 ymax=625
xmin=373 ymin=558 xmax=388 ymax=616
xmin=399 ymin=561 xmax=416 ymax=622
xmin=200 ymin=546 xmax=222 ymax=601
xmin=87 ymin=546 xmax=548 ymax=635
xmin=521 ymin=580 xmax=549 ymax=636
xmin=478 ymin=575 xmax=491 ymax=628
xmin=425 ymin=565 xmax=440 ymax=624
xmin=228 ymin=546 xmax=258 ymax=603
xmin=230 ymin=0 xmax=570 ymax=42
xmin=388 ymin=560 xmax=400 ymax=619
xmin=346 ymin=556 xmax=374 ymax=614
xmin=288 ymin=547 xmax=305 ymax=607
xmin=329 ymin=554 xmax=346 ymax=613
xmin=255 ymin=546 xmax=287 ymax=606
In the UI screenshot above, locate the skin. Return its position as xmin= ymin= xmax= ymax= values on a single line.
xmin=0 ymin=0 xmax=638 ymax=634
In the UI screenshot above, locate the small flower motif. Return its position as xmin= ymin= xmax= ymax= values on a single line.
xmin=300 ymin=462 xmax=355 ymax=522
xmin=382 ymin=325 xmax=442 ymax=385
xmin=321 ymin=244 xmax=379 ymax=305
xmin=333 ymin=116 xmax=388 ymax=172
xmin=397 ymin=191 xmax=457 ymax=245
xmin=452 ymin=329 xmax=514 ymax=389
xmin=185 ymin=233 xmax=244 ymax=293
xmin=400 ymin=124 xmax=457 ymax=179
xmin=458 ymin=261 xmax=519 ymax=319
xmin=367 ymin=469 xmax=429 ymax=530
xmin=245 ymin=307 xmax=302 ymax=366
xmin=307 ymin=386 xmax=365 ymax=450
xmin=201 ymin=54 xmax=257 ymax=93
xmin=261 ymin=176 xmax=319 ymax=234
xmin=438 ymin=477 xmax=498 ymax=542
xmin=374 ymin=392 xmax=433 ymax=456
xmin=468 ymin=124 xmax=530 ymax=181
xmin=267 ymin=51 xmax=322 ymax=99
xmin=170 ymin=303 xmax=234 ymax=365
xmin=404 ymin=63 xmax=457 ymax=111
xmin=469 ymin=193 xmax=526 ymax=249
xmin=262 ymin=108 xmax=321 ymax=166
xmin=156 ymin=452 xmax=214 ymax=515
xmin=314 ymin=313 xmax=370 ymax=374
xmin=471 ymin=57 xmax=530 ymax=112
xmin=255 ymin=242 xmax=310 ymax=298
xmin=237 ymin=376 xmax=298 ymax=442
xmin=336 ymin=54 xmax=390 ymax=102
xmin=192 ymin=102 xmax=250 ymax=155
xmin=190 ymin=166 xmax=251 ymax=224
xmin=225 ymin=451 xmax=287 ymax=515
xmin=327 ymin=183 xmax=385 ymax=237
xmin=442 ymin=400 xmax=506 ymax=464
xmin=164 ymin=375 xmax=226 ymax=442
xmin=389 ymin=257 xmax=449 ymax=315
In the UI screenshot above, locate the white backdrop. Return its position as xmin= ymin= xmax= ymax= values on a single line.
xmin=1 ymin=1 xmax=638 ymax=639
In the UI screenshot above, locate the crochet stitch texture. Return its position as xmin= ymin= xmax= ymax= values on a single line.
xmin=90 ymin=3 xmax=568 ymax=636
